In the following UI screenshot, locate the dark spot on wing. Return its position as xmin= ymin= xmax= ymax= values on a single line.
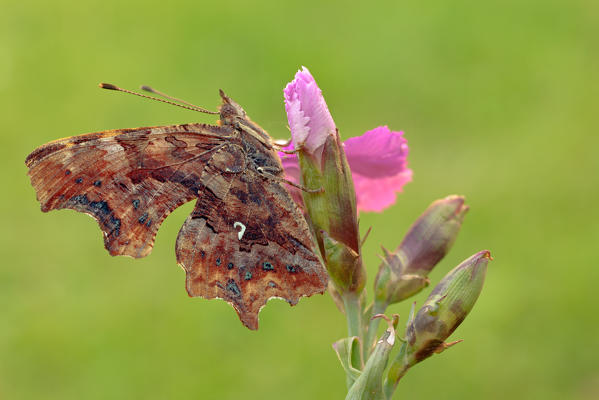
xmin=263 ymin=262 xmax=274 ymax=271
xmin=67 ymin=195 xmax=121 ymax=239
xmin=89 ymin=200 xmax=111 ymax=216
xmin=138 ymin=212 xmax=148 ymax=224
xmin=225 ymin=279 xmax=241 ymax=297
xmin=70 ymin=194 xmax=89 ymax=205
xmin=286 ymin=265 xmax=298 ymax=273
xmin=110 ymin=215 xmax=121 ymax=237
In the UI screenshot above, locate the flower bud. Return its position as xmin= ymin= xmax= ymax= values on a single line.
xmin=284 ymin=67 xmax=364 ymax=293
xmin=403 ymin=250 xmax=491 ymax=366
xmin=374 ymin=195 xmax=468 ymax=305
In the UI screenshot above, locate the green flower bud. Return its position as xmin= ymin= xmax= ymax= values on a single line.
xmin=404 ymin=250 xmax=491 ymax=366
xmin=300 ymin=133 xmax=360 ymax=254
xmin=299 ymin=133 xmax=365 ymax=294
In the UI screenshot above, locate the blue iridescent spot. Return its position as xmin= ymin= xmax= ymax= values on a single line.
xmin=263 ymin=262 xmax=274 ymax=271
xmin=286 ymin=265 xmax=298 ymax=273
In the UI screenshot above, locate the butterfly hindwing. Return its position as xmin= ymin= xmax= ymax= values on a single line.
xmin=176 ymin=165 xmax=327 ymax=330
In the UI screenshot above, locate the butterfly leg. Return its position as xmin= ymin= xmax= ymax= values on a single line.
xmin=276 ymin=147 xmax=301 ymax=155
xmin=272 ymin=140 xmax=303 ymax=154
xmin=273 ymin=138 xmax=292 ymax=147
xmin=256 ymin=167 xmax=323 ymax=193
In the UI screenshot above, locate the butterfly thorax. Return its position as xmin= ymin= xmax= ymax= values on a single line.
xmin=218 ymin=91 xmax=282 ymax=177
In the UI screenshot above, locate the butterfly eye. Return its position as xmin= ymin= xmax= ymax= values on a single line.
xmin=250 ymin=153 xmax=267 ymax=166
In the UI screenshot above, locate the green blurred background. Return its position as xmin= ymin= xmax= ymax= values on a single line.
xmin=2 ymin=0 xmax=597 ymax=399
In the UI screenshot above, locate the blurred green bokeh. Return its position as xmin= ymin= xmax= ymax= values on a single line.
xmin=2 ymin=0 xmax=597 ymax=399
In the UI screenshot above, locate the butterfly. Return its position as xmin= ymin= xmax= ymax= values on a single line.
xmin=25 ymin=84 xmax=328 ymax=330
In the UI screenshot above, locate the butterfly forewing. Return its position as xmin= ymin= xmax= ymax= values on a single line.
xmin=26 ymin=123 xmax=232 ymax=258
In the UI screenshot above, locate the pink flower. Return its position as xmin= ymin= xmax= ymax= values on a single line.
xmin=280 ymin=68 xmax=412 ymax=213
xmin=284 ymin=67 xmax=336 ymax=163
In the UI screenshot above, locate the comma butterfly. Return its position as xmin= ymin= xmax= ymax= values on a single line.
xmin=25 ymin=84 xmax=328 ymax=329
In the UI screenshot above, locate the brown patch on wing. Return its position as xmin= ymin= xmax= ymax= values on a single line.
xmin=25 ymin=123 xmax=234 ymax=258
xmin=176 ymin=168 xmax=327 ymax=330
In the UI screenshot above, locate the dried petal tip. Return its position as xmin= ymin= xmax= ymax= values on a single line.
xmin=284 ymin=67 xmax=336 ymax=161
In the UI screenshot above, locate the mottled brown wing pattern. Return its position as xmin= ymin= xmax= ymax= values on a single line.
xmin=176 ymin=166 xmax=327 ymax=330
xmin=26 ymin=90 xmax=329 ymax=330
xmin=26 ymin=123 xmax=232 ymax=258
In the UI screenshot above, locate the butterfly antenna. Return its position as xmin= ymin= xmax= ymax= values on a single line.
xmin=141 ymin=85 xmax=208 ymax=110
xmin=99 ymin=83 xmax=219 ymax=115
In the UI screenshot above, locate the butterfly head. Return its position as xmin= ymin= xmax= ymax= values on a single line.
xmin=218 ymin=90 xmax=274 ymax=147
xmin=218 ymin=89 xmax=248 ymax=123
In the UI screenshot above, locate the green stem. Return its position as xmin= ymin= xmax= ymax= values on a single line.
xmin=342 ymin=291 xmax=363 ymax=387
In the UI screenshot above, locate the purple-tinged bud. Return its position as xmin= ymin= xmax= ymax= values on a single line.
xmin=397 ymin=195 xmax=469 ymax=275
xmin=374 ymin=195 xmax=468 ymax=305
xmin=404 ymin=250 xmax=491 ymax=366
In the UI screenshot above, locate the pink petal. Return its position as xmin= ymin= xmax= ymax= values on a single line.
xmin=284 ymin=67 xmax=336 ymax=160
xmin=279 ymin=151 xmax=300 ymax=185
xmin=353 ymin=170 xmax=413 ymax=212
xmin=278 ymin=150 xmax=304 ymax=206
xmin=345 ymin=126 xmax=412 ymax=212
xmin=279 ymin=126 xmax=412 ymax=213
xmin=344 ymin=126 xmax=409 ymax=177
